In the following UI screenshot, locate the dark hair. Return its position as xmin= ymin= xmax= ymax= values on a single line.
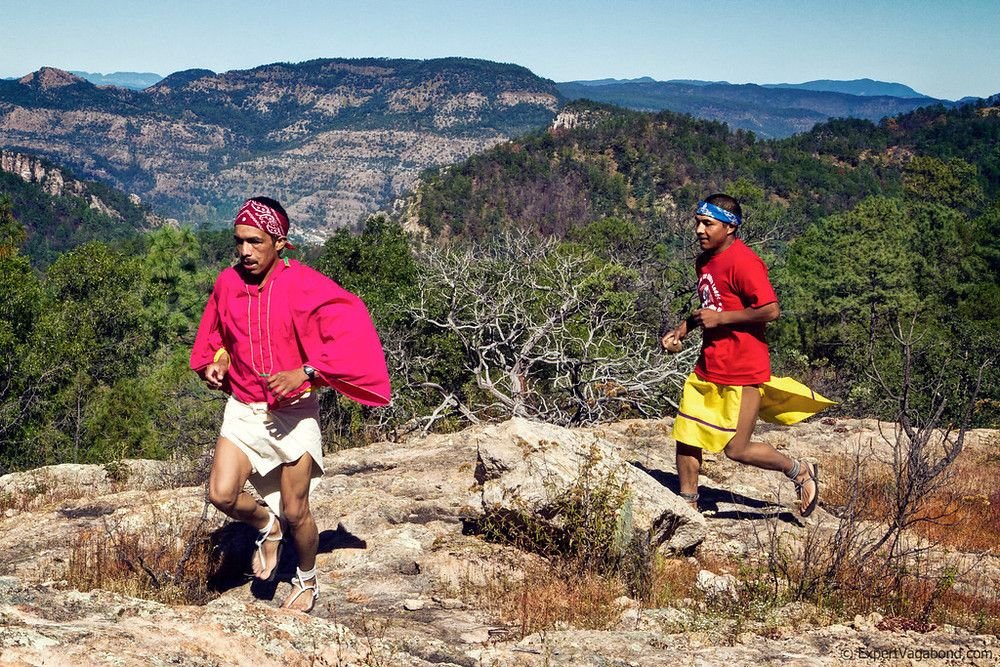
xmin=704 ymin=193 xmax=742 ymax=221
xmin=249 ymin=196 xmax=288 ymax=222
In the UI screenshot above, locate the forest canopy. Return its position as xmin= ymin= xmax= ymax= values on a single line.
xmin=1 ymin=98 xmax=997 ymax=472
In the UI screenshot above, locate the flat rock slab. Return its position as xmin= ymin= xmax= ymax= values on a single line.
xmin=1 ymin=417 xmax=998 ymax=666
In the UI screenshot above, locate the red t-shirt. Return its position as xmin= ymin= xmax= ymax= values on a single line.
xmin=693 ymin=238 xmax=778 ymax=385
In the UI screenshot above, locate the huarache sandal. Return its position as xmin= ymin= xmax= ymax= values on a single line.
xmin=254 ymin=511 xmax=284 ymax=582
xmin=284 ymin=566 xmax=320 ymax=613
xmin=793 ymin=461 xmax=820 ymax=518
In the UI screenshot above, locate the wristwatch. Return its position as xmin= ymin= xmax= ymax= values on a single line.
xmin=303 ymin=364 xmax=317 ymax=380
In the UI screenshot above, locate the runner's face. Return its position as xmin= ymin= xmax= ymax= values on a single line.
xmin=235 ymin=224 xmax=285 ymax=278
xmin=695 ymin=214 xmax=735 ymax=253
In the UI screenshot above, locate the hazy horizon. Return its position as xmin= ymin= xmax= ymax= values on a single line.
xmin=2 ymin=0 xmax=999 ymax=101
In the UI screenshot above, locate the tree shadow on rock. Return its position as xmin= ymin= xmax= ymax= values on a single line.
xmin=632 ymin=462 xmax=803 ymax=526
xmin=207 ymin=521 xmax=367 ymax=599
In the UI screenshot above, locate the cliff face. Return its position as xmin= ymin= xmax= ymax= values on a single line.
xmin=0 ymin=150 xmax=165 ymax=228
xmin=1 ymin=149 xmax=127 ymax=219
xmin=0 ymin=149 xmax=166 ymax=263
xmin=0 ymin=59 xmax=561 ymax=237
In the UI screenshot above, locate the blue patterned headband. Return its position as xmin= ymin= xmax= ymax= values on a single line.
xmin=696 ymin=200 xmax=742 ymax=226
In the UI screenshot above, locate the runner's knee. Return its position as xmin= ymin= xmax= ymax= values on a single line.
xmin=282 ymin=500 xmax=311 ymax=527
xmin=724 ymin=439 xmax=749 ymax=463
xmin=207 ymin=480 xmax=240 ymax=513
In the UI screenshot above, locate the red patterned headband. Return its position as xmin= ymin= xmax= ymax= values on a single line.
xmin=234 ymin=199 xmax=295 ymax=249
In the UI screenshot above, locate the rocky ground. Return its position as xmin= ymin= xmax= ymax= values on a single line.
xmin=1 ymin=417 xmax=997 ymax=666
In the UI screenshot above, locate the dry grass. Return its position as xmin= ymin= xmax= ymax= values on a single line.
xmin=63 ymin=513 xmax=218 ymax=605
xmin=0 ymin=478 xmax=96 ymax=513
xmin=932 ymin=588 xmax=1000 ymax=635
xmin=643 ymin=555 xmax=699 ymax=608
xmin=469 ymin=561 xmax=630 ymax=636
xmin=910 ymin=453 xmax=1000 ymax=552
xmin=821 ymin=452 xmax=895 ymax=517
xmin=822 ymin=449 xmax=1000 ymax=552
xmin=462 ymin=554 xmax=700 ymax=638
xmin=780 ymin=445 xmax=1000 ymax=634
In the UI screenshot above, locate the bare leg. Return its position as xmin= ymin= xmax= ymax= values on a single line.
xmin=675 ymin=441 xmax=703 ymax=499
xmin=724 ymin=386 xmax=817 ymax=512
xmin=279 ymin=453 xmax=319 ymax=610
xmin=207 ymin=437 xmax=280 ymax=578
xmin=723 ymin=387 xmax=792 ymax=471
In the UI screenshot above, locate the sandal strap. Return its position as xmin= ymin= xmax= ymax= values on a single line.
xmin=287 ymin=568 xmax=320 ymax=610
xmin=795 ymin=461 xmax=821 ymax=518
xmin=253 ymin=512 xmax=283 ymax=579
xmin=255 ymin=511 xmax=283 ymax=545
xmin=790 ymin=461 xmax=815 ymax=489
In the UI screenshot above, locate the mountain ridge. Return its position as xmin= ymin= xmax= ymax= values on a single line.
xmin=0 ymin=59 xmax=562 ymax=235
xmin=564 ymin=76 xmax=932 ymax=99
xmin=761 ymin=77 xmax=929 ymax=98
xmin=406 ymin=96 xmax=1000 ymax=243
xmin=69 ymin=70 xmax=164 ymax=90
xmin=554 ymin=79 xmax=956 ymax=138
xmin=2 ymin=59 xmax=989 ymax=236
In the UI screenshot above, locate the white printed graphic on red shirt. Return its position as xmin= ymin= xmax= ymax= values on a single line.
xmin=698 ymin=273 xmax=723 ymax=312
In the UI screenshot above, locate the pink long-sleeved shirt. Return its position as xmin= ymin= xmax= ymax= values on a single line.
xmin=190 ymin=258 xmax=391 ymax=408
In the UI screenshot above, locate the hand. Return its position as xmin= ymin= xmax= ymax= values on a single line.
xmin=266 ymin=368 xmax=309 ymax=399
xmin=202 ymin=359 xmax=229 ymax=389
xmin=660 ymin=328 xmax=684 ymax=353
xmin=692 ymin=308 xmax=725 ymax=330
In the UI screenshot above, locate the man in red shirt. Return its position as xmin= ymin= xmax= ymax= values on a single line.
xmin=661 ymin=193 xmax=819 ymax=516
xmin=192 ymin=197 xmax=390 ymax=612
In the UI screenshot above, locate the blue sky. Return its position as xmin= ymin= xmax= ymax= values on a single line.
xmin=2 ymin=0 xmax=998 ymax=100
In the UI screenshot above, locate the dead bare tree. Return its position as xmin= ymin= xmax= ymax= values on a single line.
xmin=405 ymin=232 xmax=695 ymax=429
xmin=759 ymin=314 xmax=995 ymax=612
xmin=854 ymin=317 xmax=992 ymax=568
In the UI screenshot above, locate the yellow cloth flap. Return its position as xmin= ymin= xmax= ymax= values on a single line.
xmin=759 ymin=376 xmax=836 ymax=425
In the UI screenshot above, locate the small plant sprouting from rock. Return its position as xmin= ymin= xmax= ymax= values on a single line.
xmin=478 ymin=444 xmax=653 ymax=598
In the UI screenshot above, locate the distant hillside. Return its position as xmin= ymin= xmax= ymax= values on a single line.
xmin=762 ymin=78 xmax=929 ymax=99
xmin=0 ymin=149 xmax=160 ymax=264
xmin=406 ymin=97 xmax=1000 ymax=241
xmin=555 ymin=79 xmax=950 ymax=138
xmin=69 ymin=71 xmax=164 ymax=90
xmin=0 ymin=58 xmax=561 ymax=237
xmin=573 ymin=77 xmax=931 ymax=98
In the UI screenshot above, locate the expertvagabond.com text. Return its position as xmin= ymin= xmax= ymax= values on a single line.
xmin=843 ymin=646 xmax=994 ymax=662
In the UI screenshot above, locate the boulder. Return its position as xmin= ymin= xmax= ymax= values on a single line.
xmin=473 ymin=417 xmax=705 ymax=554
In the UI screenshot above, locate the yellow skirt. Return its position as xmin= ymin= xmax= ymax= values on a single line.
xmin=671 ymin=374 xmax=835 ymax=453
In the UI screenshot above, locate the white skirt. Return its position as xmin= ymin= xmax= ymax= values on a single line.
xmin=220 ymin=392 xmax=324 ymax=517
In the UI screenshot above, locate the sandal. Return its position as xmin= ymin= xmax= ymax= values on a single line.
xmin=793 ymin=461 xmax=820 ymax=517
xmin=254 ymin=511 xmax=283 ymax=582
xmin=284 ymin=566 xmax=320 ymax=613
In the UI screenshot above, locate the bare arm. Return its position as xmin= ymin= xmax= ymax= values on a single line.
xmin=662 ymin=302 xmax=779 ymax=352
xmin=692 ymin=301 xmax=780 ymax=329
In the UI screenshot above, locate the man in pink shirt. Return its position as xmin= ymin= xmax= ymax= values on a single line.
xmin=191 ymin=196 xmax=390 ymax=612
